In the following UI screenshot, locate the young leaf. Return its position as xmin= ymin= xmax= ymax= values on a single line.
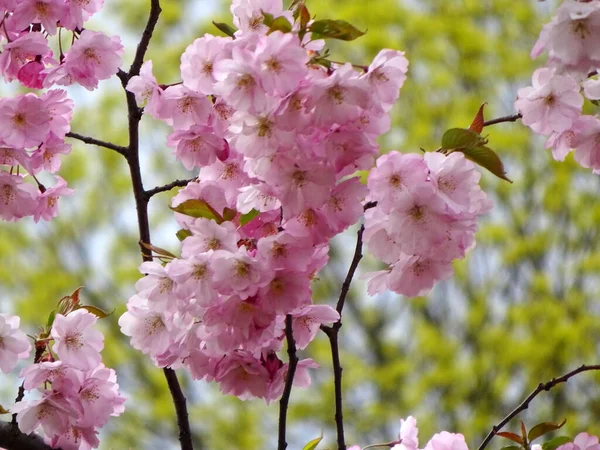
xmin=46 ymin=309 xmax=56 ymax=329
xmin=299 ymin=4 xmax=310 ymax=28
xmin=441 ymin=128 xmax=487 ymax=151
xmin=521 ymin=421 xmax=528 ymax=443
xmin=528 ymin=420 xmax=567 ymax=442
xmin=176 ymin=229 xmax=192 ymax=242
xmin=455 ymin=145 xmax=513 ymax=183
xmin=500 ymin=446 xmax=523 ymax=450
xmin=79 ymin=305 xmax=114 ymax=319
xmin=268 ymin=16 xmax=293 ymax=34
xmin=303 ymin=435 xmax=323 ymax=450
xmin=542 ymin=436 xmax=573 ymax=450
xmin=309 ymin=19 xmax=366 ymax=41
xmin=469 ymin=103 xmax=487 ymax=134
xmin=222 ymin=207 xmax=237 ymax=222
xmin=240 ymin=209 xmax=260 ymax=226
xmin=497 ymin=432 xmax=524 ymax=445
xmin=262 ymin=10 xmax=275 ymax=26
xmin=140 ymin=241 xmax=177 ymax=259
xmin=212 ymin=21 xmax=237 ymax=38
xmin=0 ymin=405 xmax=9 ymax=414
xmin=170 ymin=199 xmax=224 ymax=223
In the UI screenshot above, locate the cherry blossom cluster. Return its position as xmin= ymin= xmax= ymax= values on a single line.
xmin=12 ymin=309 xmax=125 ymax=450
xmin=363 ymin=151 xmax=492 ymax=297
xmin=347 ymin=417 xmax=600 ymax=450
xmin=0 ymin=0 xmax=123 ymax=223
xmin=516 ymin=0 xmax=600 ymax=171
xmin=119 ymin=0 xmax=414 ymax=402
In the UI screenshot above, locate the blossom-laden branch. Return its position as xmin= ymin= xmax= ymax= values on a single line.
xmin=65 ymin=132 xmax=129 ymax=157
xmin=0 ymin=422 xmax=56 ymax=450
xmin=116 ymin=1 xmax=194 ymax=449
xmin=277 ymin=315 xmax=300 ymax=450
xmin=321 ymin=224 xmax=366 ymax=450
xmin=144 ymin=178 xmax=196 ymax=199
xmin=477 ymin=364 xmax=600 ymax=450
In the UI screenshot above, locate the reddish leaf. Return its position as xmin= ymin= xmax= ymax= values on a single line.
xmin=469 ymin=103 xmax=487 ymax=134
xmin=497 ymin=432 xmax=524 ymax=445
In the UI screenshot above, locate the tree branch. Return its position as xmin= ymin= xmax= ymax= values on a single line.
xmin=0 ymin=422 xmax=56 ymax=450
xmin=483 ymin=113 xmax=522 ymax=128
xmin=145 ymin=178 xmax=196 ymax=200
xmin=129 ymin=0 xmax=162 ymax=78
xmin=65 ymin=132 xmax=128 ymax=157
xmin=278 ymin=315 xmax=299 ymax=450
xmin=320 ymin=224 xmax=366 ymax=450
xmin=477 ymin=364 xmax=600 ymax=450
xmin=116 ymin=1 xmax=193 ymax=449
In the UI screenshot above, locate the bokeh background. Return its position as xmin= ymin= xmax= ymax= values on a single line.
xmin=2 ymin=0 xmax=600 ymax=449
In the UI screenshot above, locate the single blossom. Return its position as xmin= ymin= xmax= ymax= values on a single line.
xmin=51 ymin=309 xmax=104 ymax=371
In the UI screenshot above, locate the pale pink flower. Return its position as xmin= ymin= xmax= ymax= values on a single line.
xmin=159 ymin=85 xmax=213 ymax=130
xmin=41 ymin=89 xmax=74 ymax=139
xmin=387 ymin=255 xmax=454 ymax=297
xmin=423 ymin=432 xmax=468 ymax=450
xmin=181 ymin=218 xmax=239 ymax=257
xmin=255 ymin=32 xmax=308 ymax=96
xmin=135 ymin=261 xmax=179 ymax=312
xmin=230 ymin=0 xmax=285 ymax=33
xmin=291 ymin=305 xmax=339 ymax=349
xmin=211 ymin=250 xmax=271 ymax=298
xmin=167 ymin=125 xmax=229 ymax=170
xmin=118 ymin=298 xmax=173 ymax=357
xmin=320 ymin=128 xmax=378 ymax=177
xmin=30 ymin=133 xmax=71 ymax=174
xmin=392 ymin=416 xmax=419 ymax=450
xmin=0 ymin=313 xmax=30 ymax=373
xmin=49 ymin=425 xmax=99 ymax=450
xmin=51 ymin=309 xmax=104 ymax=371
xmin=13 ymin=392 xmax=80 ymax=436
xmin=215 ymin=351 xmax=269 ymax=399
xmin=256 ymin=232 xmax=315 ymax=271
xmin=236 ymin=183 xmax=281 ymax=213
xmin=583 ymin=78 xmax=600 ymax=100
xmin=21 ymin=361 xmax=67 ymax=390
xmin=573 ymin=115 xmax=600 ymax=171
xmin=77 ymin=365 xmax=125 ymax=427
xmin=321 ymin=177 xmax=367 ymax=234
xmin=365 ymin=49 xmax=409 ymax=109
xmin=62 ymin=0 xmax=105 ymax=30
xmin=0 ymin=32 xmax=51 ymax=82
xmin=0 ymin=172 xmax=39 ymax=221
xmin=557 ymin=433 xmax=600 ymax=450
xmin=167 ymin=255 xmax=216 ymax=307
xmin=11 ymin=0 xmax=66 ymax=35
xmin=515 ymin=68 xmax=583 ymax=135
xmin=33 ymin=175 xmax=74 ymax=222
xmin=181 ymin=34 xmax=232 ymax=95
xmin=126 ymin=60 xmax=162 ymax=118
xmin=367 ymin=152 xmax=429 ymax=212
xmin=258 ymin=271 xmax=312 ymax=314
xmin=0 ymin=94 xmax=51 ymax=148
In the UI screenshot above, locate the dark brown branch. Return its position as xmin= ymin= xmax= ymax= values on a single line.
xmin=0 ymin=422 xmax=56 ymax=450
xmin=117 ymin=1 xmax=193 ymax=449
xmin=483 ymin=113 xmax=522 ymax=128
xmin=65 ymin=132 xmax=128 ymax=157
xmin=129 ymin=0 xmax=162 ymax=78
xmin=320 ymin=224 xmax=366 ymax=450
xmin=145 ymin=178 xmax=196 ymax=199
xmin=277 ymin=315 xmax=299 ymax=450
xmin=11 ymin=384 xmax=25 ymax=426
xmin=477 ymin=364 xmax=600 ymax=450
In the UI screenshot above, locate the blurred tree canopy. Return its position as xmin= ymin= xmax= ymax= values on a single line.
xmin=1 ymin=0 xmax=600 ymax=449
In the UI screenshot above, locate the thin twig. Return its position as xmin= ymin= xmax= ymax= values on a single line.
xmin=277 ymin=315 xmax=299 ymax=450
xmin=10 ymin=384 xmax=25 ymax=426
xmin=129 ymin=0 xmax=162 ymax=77
xmin=320 ymin=224 xmax=366 ymax=450
xmin=65 ymin=132 xmax=128 ymax=157
xmin=477 ymin=364 xmax=600 ymax=450
xmin=483 ymin=113 xmax=522 ymax=128
xmin=145 ymin=178 xmax=196 ymax=199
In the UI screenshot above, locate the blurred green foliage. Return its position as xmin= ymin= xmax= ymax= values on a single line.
xmin=2 ymin=0 xmax=600 ymax=449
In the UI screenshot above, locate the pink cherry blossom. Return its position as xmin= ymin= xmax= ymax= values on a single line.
xmin=291 ymin=305 xmax=339 ymax=349
xmin=10 ymin=0 xmax=66 ymax=35
xmin=0 ymin=313 xmax=30 ymax=373
xmin=33 ymin=176 xmax=74 ymax=222
xmin=0 ymin=32 xmax=51 ymax=82
xmin=573 ymin=115 xmax=600 ymax=171
xmin=181 ymin=34 xmax=232 ymax=95
xmin=126 ymin=60 xmax=162 ymax=118
xmin=424 ymin=432 xmax=469 ymax=450
xmin=0 ymin=172 xmax=39 ymax=221
xmin=515 ymin=68 xmax=583 ymax=135
xmin=62 ymin=0 xmax=105 ymax=30
xmin=167 ymin=124 xmax=229 ymax=170
xmin=0 ymin=94 xmax=51 ymax=148
xmin=365 ymin=49 xmax=409 ymax=109
xmin=13 ymin=393 xmax=80 ymax=436
xmin=51 ymin=309 xmax=104 ymax=371
xmin=392 ymin=416 xmax=419 ymax=450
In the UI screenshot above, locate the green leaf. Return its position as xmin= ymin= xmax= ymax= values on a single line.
xmin=46 ymin=309 xmax=56 ymax=329
xmin=0 ymin=405 xmax=9 ymax=414
xmin=268 ymin=16 xmax=293 ymax=34
xmin=170 ymin=199 xmax=224 ymax=223
xmin=528 ymin=420 xmax=567 ymax=442
xmin=212 ymin=21 xmax=237 ymax=38
xmin=240 ymin=209 xmax=260 ymax=226
xmin=302 ymin=434 xmax=323 ymax=450
xmin=455 ymin=145 xmax=512 ymax=183
xmin=262 ymin=11 xmax=275 ymax=26
xmin=497 ymin=432 xmax=524 ymax=445
xmin=176 ymin=229 xmax=192 ymax=242
xmin=309 ymin=19 xmax=366 ymax=41
xmin=441 ymin=128 xmax=487 ymax=151
xmin=79 ymin=305 xmax=114 ymax=319
xmin=500 ymin=446 xmax=523 ymax=450
xmin=542 ymin=436 xmax=573 ymax=450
